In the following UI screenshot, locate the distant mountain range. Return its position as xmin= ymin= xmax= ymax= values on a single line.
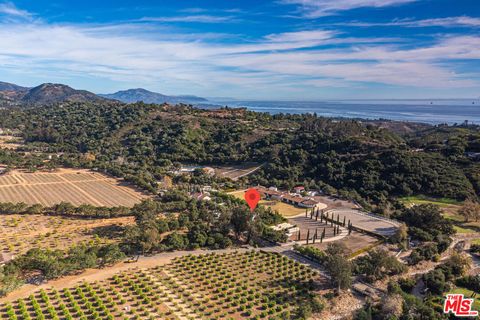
xmin=0 ymin=81 xmax=208 ymax=106
xmin=0 ymin=81 xmax=28 ymax=92
xmin=99 ymin=88 xmax=207 ymax=104
xmin=0 ymin=82 xmax=109 ymax=106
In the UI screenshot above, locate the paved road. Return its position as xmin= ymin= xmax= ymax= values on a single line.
xmin=328 ymin=209 xmax=399 ymax=237
xmin=462 ymin=238 xmax=480 ymax=275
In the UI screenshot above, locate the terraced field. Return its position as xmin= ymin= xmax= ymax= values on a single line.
xmin=0 ymin=169 xmax=148 ymax=207
xmin=0 ymin=251 xmax=322 ymax=320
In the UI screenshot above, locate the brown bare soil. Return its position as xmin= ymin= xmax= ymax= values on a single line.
xmin=310 ymin=232 xmax=379 ymax=254
xmin=213 ymin=163 xmax=263 ymax=180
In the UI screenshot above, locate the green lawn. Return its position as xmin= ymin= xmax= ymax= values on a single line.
xmin=399 ymin=195 xmax=462 ymax=207
xmin=443 ymin=212 xmax=464 ymax=222
xmin=453 ymin=220 xmax=480 ymax=234
xmin=399 ymin=195 xmax=480 ymax=234
xmin=454 ymin=225 xmax=477 ymax=234
xmin=448 ymin=287 xmax=480 ymax=311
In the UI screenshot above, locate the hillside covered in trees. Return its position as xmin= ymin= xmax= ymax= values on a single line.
xmin=0 ymin=101 xmax=478 ymax=207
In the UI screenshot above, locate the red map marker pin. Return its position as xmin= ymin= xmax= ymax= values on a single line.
xmin=244 ymin=188 xmax=261 ymax=212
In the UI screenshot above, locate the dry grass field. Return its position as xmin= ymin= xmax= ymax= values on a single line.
xmin=311 ymin=232 xmax=379 ymax=255
xmin=0 ymin=169 xmax=148 ymax=207
xmin=0 ymin=135 xmax=23 ymax=150
xmin=261 ymin=200 xmax=307 ymax=217
xmin=0 ymin=214 xmax=134 ymax=255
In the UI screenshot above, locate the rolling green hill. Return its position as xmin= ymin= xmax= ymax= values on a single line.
xmin=0 ymin=101 xmax=478 ymax=206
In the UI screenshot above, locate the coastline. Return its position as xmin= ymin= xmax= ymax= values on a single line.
xmin=203 ymin=99 xmax=480 ymax=125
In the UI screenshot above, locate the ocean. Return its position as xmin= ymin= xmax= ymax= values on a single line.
xmin=207 ymin=99 xmax=480 ymax=125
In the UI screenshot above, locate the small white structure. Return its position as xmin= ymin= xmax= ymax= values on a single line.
xmin=271 ymin=223 xmax=294 ymax=231
xmin=271 ymin=223 xmax=299 ymax=237
xmin=193 ymin=192 xmax=212 ymax=202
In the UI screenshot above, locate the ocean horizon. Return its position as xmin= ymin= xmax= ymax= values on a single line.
xmin=208 ymin=99 xmax=480 ymax=125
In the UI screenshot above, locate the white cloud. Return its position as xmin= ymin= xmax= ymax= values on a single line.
xmin=410 ymin=16 xmax=480 ymax=27
xmin=0 ymin=18 xmax=478 ymax=96
xmin=265 ymin=30 xmax=335 ymax=42
xmin=139 ymin=15 xmax=237 ymax=24
xmin=342 ymin=16 xmax=480 ymax=28
xmin=0 ymin=1 xmax=31 ymax=18
xmin=280 ymin=0 xmax=418 ymax=17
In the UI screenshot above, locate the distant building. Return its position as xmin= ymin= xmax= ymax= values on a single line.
xmin=192 ymin=192 xmax=212 ymax=202
xmin=298 ymin=199 xmax=318 ymax=208
xmin=281 ymin=194 xmax=318 ymax=208
xmin=293 ymin=186 xmax=305 ymax=193
xmin=281 ymin=194 xmax=303 ymax=205
xmin=255 ymin=186 xmax=283 ymax=200
xmin=255 ymin=186 xmax=319 ymax=208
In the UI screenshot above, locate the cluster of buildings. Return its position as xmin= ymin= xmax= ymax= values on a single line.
xmin=255 ymin=186 xmax=320 ymax=208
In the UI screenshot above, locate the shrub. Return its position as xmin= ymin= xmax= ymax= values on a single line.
xmin=293 ymin=244 xmax=326 ymax=263
xmin=398 ymin=277 xmax=416 ymax=293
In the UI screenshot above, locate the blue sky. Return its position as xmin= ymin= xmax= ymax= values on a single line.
xmin=0 ymin=0 xmax=479 ymax=99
